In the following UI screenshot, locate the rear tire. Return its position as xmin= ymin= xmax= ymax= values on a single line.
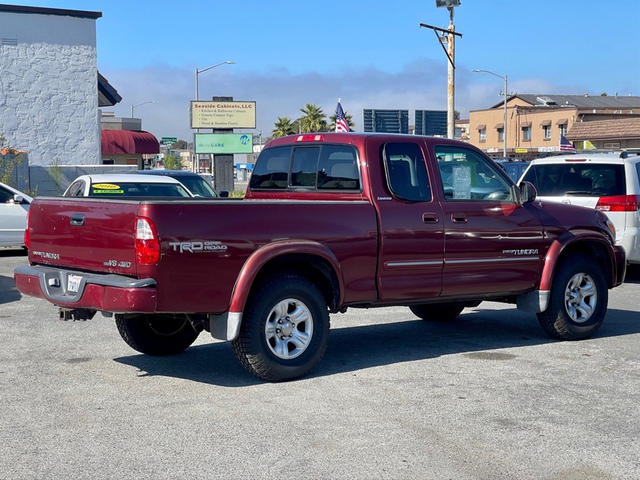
xmin=116 ymin=314 xmax=200 ymax=355
xmin=537 ymin=254 xmax=608 ymax=340
xmin=410 ymin=303 xmax=465 ymax=321
xmin=232 ymin=275 xmax=330 ymax=382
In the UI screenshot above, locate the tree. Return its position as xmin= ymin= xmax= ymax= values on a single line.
xmin=0 ymin=134 xmax=27 ymax=190
xmin=328 ymin=111 xmax=355 ymax=132
xmin=272 ymin=117 xmax=296 ymax=138
xmin=163 ymin=153 xmax=183 ymax=170
xmin=172 ymin=139 xmax=188 ymax=150
xmin=298 ymin=103 xmax=327 ymax=133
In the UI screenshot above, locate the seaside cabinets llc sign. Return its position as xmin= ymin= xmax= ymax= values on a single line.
xmin=191 ymin=101 xmax=256 ymax=129
xmin=195 ymin=133 xmax=253 ymax=154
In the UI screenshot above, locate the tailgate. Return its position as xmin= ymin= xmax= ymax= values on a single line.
xmin=27 ymin=197 xmax=141 ymax=276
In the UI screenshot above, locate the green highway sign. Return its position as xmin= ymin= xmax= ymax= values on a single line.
xmin=161 ymin=137 xmax=177 ymax=145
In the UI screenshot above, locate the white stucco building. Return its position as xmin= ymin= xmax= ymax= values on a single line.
xmin=0 ymin=4 xmax=102 ymax=166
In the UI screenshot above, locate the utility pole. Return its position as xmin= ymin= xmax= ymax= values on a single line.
xmin=420 ymin=0 xmax=462 ymax=139
xmin=446 ymin=7 xmax=455 ymax=139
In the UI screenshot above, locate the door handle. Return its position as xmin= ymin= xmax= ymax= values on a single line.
xmin=422 ymin=213 xmax=439 ymax=223
xmin=451 ymin=213 xmax=467 ymax=223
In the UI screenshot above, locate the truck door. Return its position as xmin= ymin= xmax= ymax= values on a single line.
xmin=434 ymin=144 xmax=545 ymax=296
xmin=372 ymin=139 xmax=444 ymax=302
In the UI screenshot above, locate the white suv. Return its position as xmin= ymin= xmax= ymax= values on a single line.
xmin=520 ymin=152 xmax=640 ymax=264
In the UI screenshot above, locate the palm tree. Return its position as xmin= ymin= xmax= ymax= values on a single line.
xmin=328 ymin=111 xmax=355 ymax=132
xmin=298 ymin=103 xmax=327 ymax=133
xmin=272 ymin=117 xmax=296 ymax=138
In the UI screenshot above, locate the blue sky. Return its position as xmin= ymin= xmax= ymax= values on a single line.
xmin=11 ymin=0 xmax=640 ymax=141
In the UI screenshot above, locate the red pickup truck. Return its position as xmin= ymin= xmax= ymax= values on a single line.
xmin=15 ymin=133 xmax=626 ymax=381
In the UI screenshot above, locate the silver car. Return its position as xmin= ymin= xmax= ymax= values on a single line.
xmin=520 ymin=152 xmax=640 ymax=264
xmin=0 ymin=181 xmax=32 ymax=248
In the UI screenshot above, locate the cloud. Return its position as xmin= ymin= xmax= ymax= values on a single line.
xmin=102 ymin=58 xmax=461 ymax=141
xmin=103 ymin=59 xmax=604 ymax=141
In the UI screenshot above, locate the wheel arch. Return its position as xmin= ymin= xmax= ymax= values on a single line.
xmin=540 ymin=231 xmax=617 ymax=291
xmin=229 ymin=240 xmax=343 ymax=316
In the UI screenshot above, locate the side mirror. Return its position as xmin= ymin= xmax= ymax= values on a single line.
xmin=13 ymin=194 xmax=25 ymax=204
xmin=218 ymin=190 xmax=230 ymax=198
xmin=518 ymin=181 xmax=537 ymax=204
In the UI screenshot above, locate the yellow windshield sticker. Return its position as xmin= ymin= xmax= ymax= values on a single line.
xmin=92 ymin=183 xmax=121 ymax=189
xmin=93 ymin=189 xmax=125 ymax=194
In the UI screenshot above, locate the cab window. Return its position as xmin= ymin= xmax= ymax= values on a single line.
xmin=436 ymin=145 xmax=513 ymax=201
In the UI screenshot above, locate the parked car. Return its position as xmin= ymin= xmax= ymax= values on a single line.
xmin=519 ymin=152 xmax=640 ymax=264
xmin=0 ymin=181 xmax=32 ymax=248
xmin=63 ymin=174 xmax=193 ymax=197
xmin=495 ymin=159 xmax=530 ymax=183
xmin=136 ymin=170 xmax=228 ymax=197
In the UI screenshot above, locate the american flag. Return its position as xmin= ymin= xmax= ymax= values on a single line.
xmin=560 ymin=135 xmax=576 ymax=152
xmin=335 ymin=100 xmax=349 ymax=133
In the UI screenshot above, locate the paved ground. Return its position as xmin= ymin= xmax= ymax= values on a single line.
xmin=1 ymin=248 xmax=639 ymax=479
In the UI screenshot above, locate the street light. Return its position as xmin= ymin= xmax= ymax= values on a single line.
xmin=195 ymin=60 xmax=236 ymax=101
xmin=130 ymin=100 xmax=157 ymax=118
xmin=473 ymin=69 xmax=508 ymax=157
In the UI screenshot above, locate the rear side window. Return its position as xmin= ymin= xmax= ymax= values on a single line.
xmin=522 ymin=163 xmax=625 ymax=196
xmin=250 ymin=144 xmax=360 ymax=191
xmin=64 ymin=180 xmax=86 ymax=197
xmin=0 ymin=185 xmax=13 ymax=202
xmin=383 ymin=142 xmax=431 ymax=202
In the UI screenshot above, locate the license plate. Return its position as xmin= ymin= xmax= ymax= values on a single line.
xmin=67 ymin=274 xmax=82 ymax=293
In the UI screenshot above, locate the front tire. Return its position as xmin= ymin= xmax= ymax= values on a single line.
xmin=116 ymin=314 xmax=200 ymax=355
xmin=232 ymin=275 xmax=330 ymax=382
xmin=537 ymin=254 xmax=608 ymax=340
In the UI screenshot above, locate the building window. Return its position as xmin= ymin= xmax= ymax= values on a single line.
xmin=559 ymin=124 xmax=567 ymax=137
xmin=522 ymin=126 xmax=531 ymax=142
xmin=479 ymin=128 xmax=486 ymax=142
xmin=543 ymin=125 xmax=552 ymax=140
xmin=498 ymin=128 xmax=504 ymax=142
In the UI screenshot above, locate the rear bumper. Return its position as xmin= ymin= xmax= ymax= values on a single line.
xmin=14 ymin=264 xmax=158 ymax=313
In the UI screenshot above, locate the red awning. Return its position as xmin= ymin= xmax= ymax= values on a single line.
xmin=101 ymin=130 xmax=159 ymax=155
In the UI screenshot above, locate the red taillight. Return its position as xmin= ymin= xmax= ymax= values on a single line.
xmin=595 ymin=195 xmax=640 ymax=212
xmin=135 ymin=217 xmax=160 ymax=265
xmin=24 ymin=209 xmax=31 ymax=250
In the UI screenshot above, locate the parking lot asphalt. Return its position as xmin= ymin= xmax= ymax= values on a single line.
xmin=1 ymin=248 xmax=639 ymax=479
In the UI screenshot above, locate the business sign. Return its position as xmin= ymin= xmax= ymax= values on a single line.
xmin=161 ymin=137 xmax=177 ymax=145
xmin=194 ymin=133 xmax=253 ymax=154
xmin=190 ymin=101 xmax=256 ymax=129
